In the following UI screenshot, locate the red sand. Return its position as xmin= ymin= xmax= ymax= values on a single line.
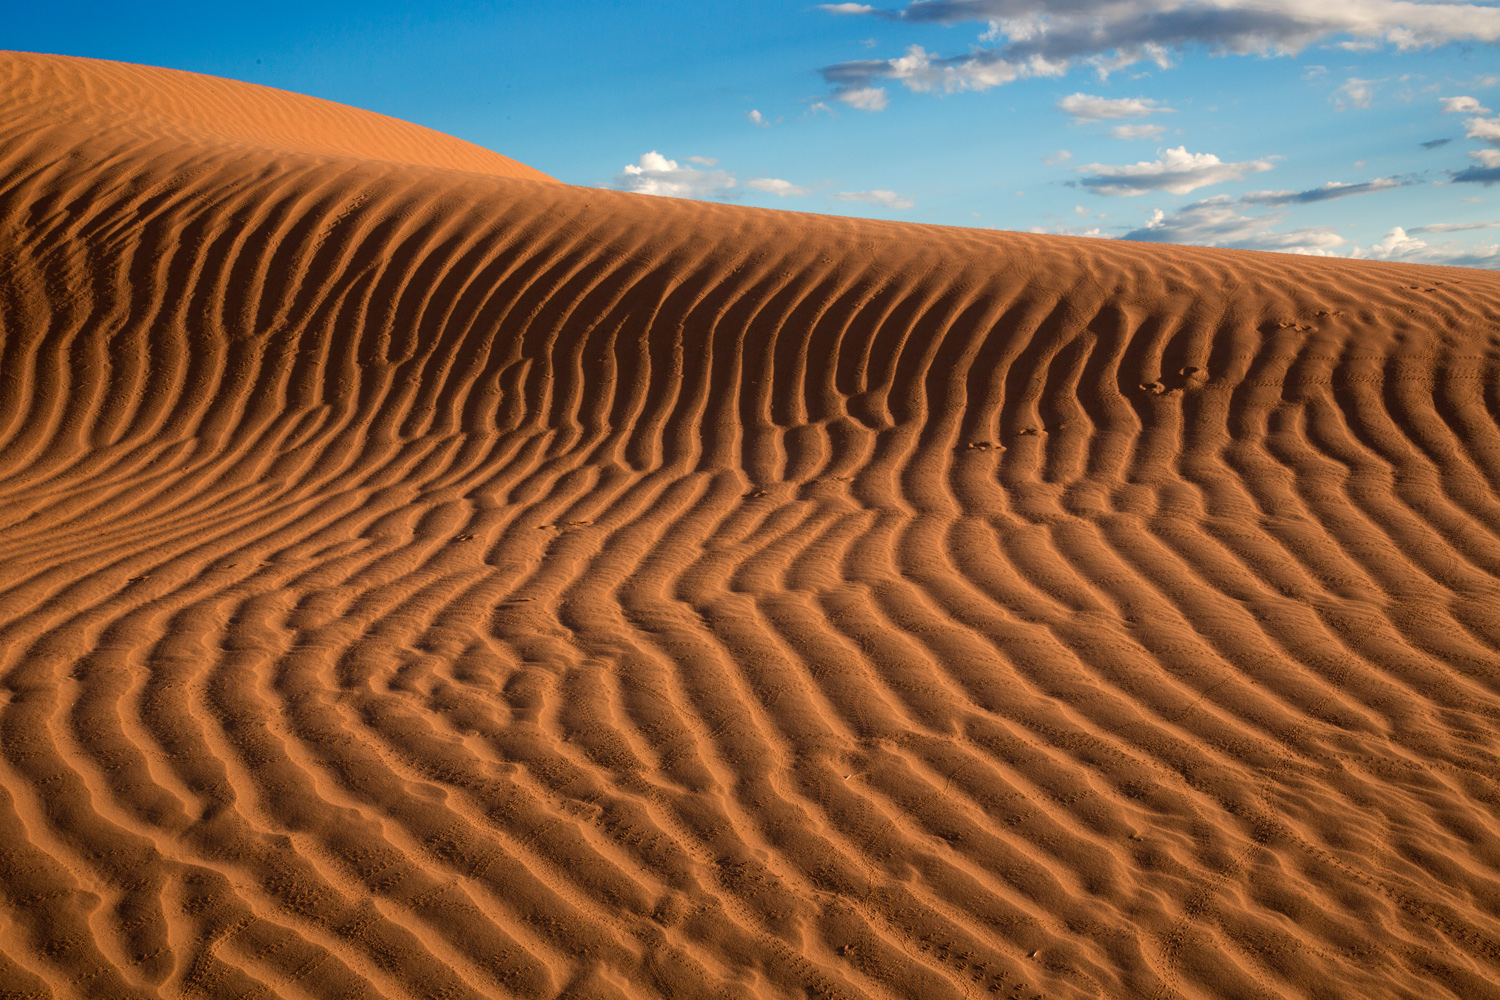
xmin=4 ymin=50 xmax=1500 ymax=1000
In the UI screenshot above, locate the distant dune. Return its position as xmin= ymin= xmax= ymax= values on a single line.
xmin=5 ymin=49 xmax=1500 ymax=1000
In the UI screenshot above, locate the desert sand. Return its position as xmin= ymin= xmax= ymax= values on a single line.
xmin=3 ymin=49 xmax=1500 ymax=1000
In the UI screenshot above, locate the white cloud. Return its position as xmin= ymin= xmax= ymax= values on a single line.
xmin=1122 ymin=197 xmax=1345 ymax=253
xmin=1354 ymin=227 xmax=1500 ymax=267
xmin=1077 ymin=146 xmax=1275 ymax=196
xmin=820 ymin=0 xmax=1500 ymax=99
xmin=1044 ymin=149 xmax=1073 ymax=165
xmin=1369 ymin=226 xmax=1424 ymax=255
xmin=831 ymin=189 xmax=915 ymax=208
xmin=1029 ymin=223 xmax=1114 ymax=238
xmin=748 ymin=178 xmax=813 ymax=197
xmin=1442 ymin=95 xmax=1493 ymax=114
xmin=1467 ymin=116 xmax=1500 ymax=146
xmin=747 ymin=110 xmax=772 ymax=127
xmin=837 ymin=85 xmax=890 ymax=111
xmin=611 ymin=156 xmax=818 ymax=202
xmin=819 ymin=2 xmax=874 ymax=12
xmin=1333 ymin=77 xmax=1378 ymax=110
xmin=1454 ymin=147 xmax=1500 ymax=185
xmin=886 ymin=44 xmax=1030 ymax=92
xmin=1118 ymin=199 xmax=1500 ymax=267
xmin=1240 ymin=176 xmax=1410 ymax=205
xmin=1057 ymin=93 xmax=1174 ymax=121
xmin=614 ymin=152 xmax=737 ymax=199
xmin=1109 ymin=123 xmax=1168 ymax=140
xmin=1410 ymin=220 xmax=1500 ymax=234
xmin=822 ymin=43 xmax=1059 ymax=106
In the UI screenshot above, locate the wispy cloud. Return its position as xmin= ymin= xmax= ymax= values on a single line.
xmin=1410 ymin=220 xmax=1500 ymax=234
xmin=1057 ymin=93 xmax=1174 ymax=121
xmin=1077 ymin=146 xmax=1274 ymax=196
xmin=747 ymin=109 xmax=773 ymax=127
xmin=1122 ymin=197 xmax=1345 ymax=253
xmin=747 ymin=178 xmax=812 ymax=196
xmin=1109 ymin=123 xmax=1167 ymax=140
xmin=818 ymin=0 xmax=1500 ymax=107
xmin=835 ymin=84 xmax=891 ymax=111
xmin=1421 ymin=138 xmax=1452 ymax=149
xmin=831 ymin=189 xmax=915 ymax=208
xmin=1240 ymin=176 xmax=1412 ymax=206
xmin=823 ymin=44 xmax=1045 ymax=109
xmin=1333 ymin=77 xmax=1378 ymax=110
xmin=1114 ymin=195 xmax=1500 ymax=268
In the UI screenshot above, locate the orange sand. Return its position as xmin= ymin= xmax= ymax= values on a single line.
xmin=3 ymin=50 xmax=1500 ymax=1000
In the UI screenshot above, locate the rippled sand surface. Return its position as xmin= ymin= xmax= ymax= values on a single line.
xmin=5 ymin=50 xmax=1500 ymax=1000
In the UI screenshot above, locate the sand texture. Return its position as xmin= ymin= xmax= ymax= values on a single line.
xmin=5 ymin=50 xmax=1500 ymax=1000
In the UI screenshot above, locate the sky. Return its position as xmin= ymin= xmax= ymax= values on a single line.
xmin=9 ymin=1 xmax=1500 ymax=267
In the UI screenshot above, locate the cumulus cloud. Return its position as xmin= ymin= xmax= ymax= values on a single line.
xmin=1355 ymin=227 xmax=1500 ymax=267
xmin=748 ymin=178 xmax=813 ymax=196
xmin=1057 ymin=93 xmax=1174 ymax=121
xmin=1454 ymin=148 xmax=1500 ymax=185
xmin=1240 ymin=176 xmax=1411 ymax=205
xmin=819 ymin=0 xmax=1500 ymax=103
xmin=612 ymin=153 xmax=826 ymax=203
xmin=1467 ymin=116 xmax=1500 ymax=145
xmin=831 ymin=189 xmax=915 ymax=208
xmin=747 ymin=110 xmax=772 ymax=127
xmin=1109 ymin=123 xmax=1168 ymax=139
xmin=613 ymin=152 xmax=737 ymax=199
xmin=1442 ymin=95 xmax=1493 ymax=114
xmin=1115 ymin=198 xmax=1500 ymax=267
xmin=820 ymin=2 xmax=875 ymax=12
xmin=1077 ymin=146 xmax=1275 ymax=196
xmin=1121 ymin=197 xmax=1345 ymax=253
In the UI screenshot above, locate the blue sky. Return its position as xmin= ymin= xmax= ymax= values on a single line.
xmin=11 ymin=1 xmax=1500 ymax=266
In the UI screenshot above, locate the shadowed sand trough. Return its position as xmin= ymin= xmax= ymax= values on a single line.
xmin=5 ymin=50 xmax=1500 ymax=1000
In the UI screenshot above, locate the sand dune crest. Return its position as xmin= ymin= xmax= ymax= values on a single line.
xmin=3 ymin=50 xmax=1500 ymax=1000
xmin=0 ymin=50 xmax=553 ymax=180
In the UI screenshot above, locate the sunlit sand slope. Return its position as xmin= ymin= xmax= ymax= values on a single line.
xmin=0 ymin=50 xmax=553 ymax=180
xmin=4 ymin=51 xmax=1500 ymax=1000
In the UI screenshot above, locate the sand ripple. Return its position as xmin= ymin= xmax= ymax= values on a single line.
xmin=4 ymin=50 xmax=1500 ymax=1000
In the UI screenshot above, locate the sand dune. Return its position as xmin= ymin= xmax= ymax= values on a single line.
xmin=4 ymin=50 xmax=1500 ymax=1000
